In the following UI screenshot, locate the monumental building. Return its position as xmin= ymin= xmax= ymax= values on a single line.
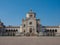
xmin=0 ymin=9 xmax=60 ymax=36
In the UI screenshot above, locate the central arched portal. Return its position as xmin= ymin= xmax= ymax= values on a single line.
xmin=29 ymin=28 xmax=32 ymax=33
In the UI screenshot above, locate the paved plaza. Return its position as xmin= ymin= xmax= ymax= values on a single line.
xmin=0 ymin=36 xmax=60 ymax=45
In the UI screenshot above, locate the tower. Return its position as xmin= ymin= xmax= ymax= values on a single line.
xmin=26 ymin=9 xmax=36 ymax=19
xmin=0 ymin=19 xmax=5 ymax=36
xmin=22 ymin=9 xmax=40 ymax=36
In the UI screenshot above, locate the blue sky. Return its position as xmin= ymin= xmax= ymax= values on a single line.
xmin=0 ymin=0 xmax=60 ymax=26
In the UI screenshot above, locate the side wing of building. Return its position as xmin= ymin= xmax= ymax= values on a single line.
xmin=4 ymin=26 xmax=20 ymax=36
xmin=41 ymin=26 xmax=60 ymax=36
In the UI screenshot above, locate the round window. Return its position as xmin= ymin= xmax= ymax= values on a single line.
xmin=29 ymin=22 xmax=32 ymax=25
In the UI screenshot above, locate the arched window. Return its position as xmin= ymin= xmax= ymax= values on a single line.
xmin=16 ymin=29 xmax=18 ymax=31
xmin=6 ymin=30 xmax=8 ymax=32
xmin=52 ymin=29 xmax=54 ymax=32
xmin=23 ymin=24 xmax=25 ymax=27
xmin=55 ymin=29 xmax=57 ymax=32
xmin=50 ymin=29 xmax=52 ymax=32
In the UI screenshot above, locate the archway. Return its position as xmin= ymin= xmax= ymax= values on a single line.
xmin=29 ymin=28 xmax=32 ymax=33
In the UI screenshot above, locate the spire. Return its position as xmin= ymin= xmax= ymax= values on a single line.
xmin=28 ymin=9 xmax=34 ymax=14
xmin=30 ymin=9 xmax=32 ymax=12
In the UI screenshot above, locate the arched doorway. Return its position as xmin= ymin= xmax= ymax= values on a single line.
xmin=29 ymin=28 xmax=32 ymax=33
